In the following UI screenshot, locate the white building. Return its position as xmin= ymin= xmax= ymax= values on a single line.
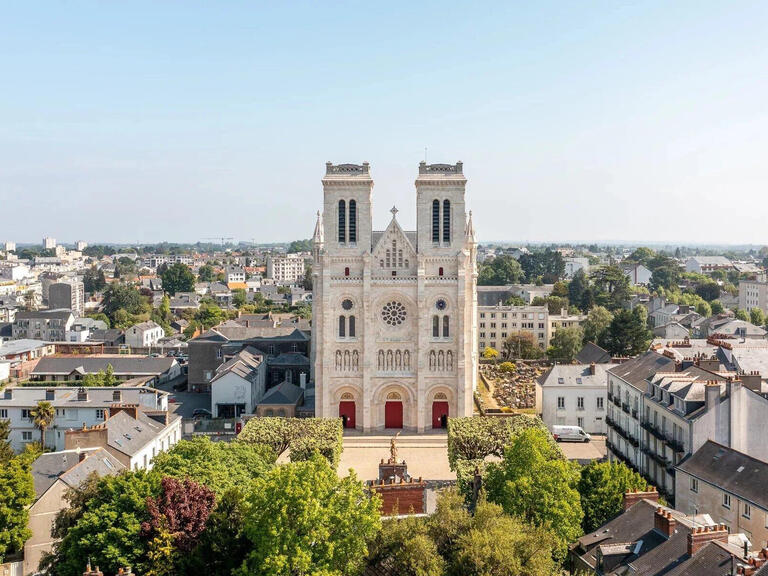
xmin=266 ymin=253 xmax=306 ymax=283
xmin=536 ymin=363 xmax=609 ymax=434
xmin=75 ymin=240 xmax=88 ymax=251
xmin=478 ymin=304 xmax=549 ymax=351
xmin=685 ymin=256 xmax=733 ymax=274
xmin=43 ymin=237 xmax=57 ymax=250
xmin=210 ymin=347 xmax=266 ymax=418
xmin=311 ymin=161 xmax=478 ymax=432
xmin=125 ymin=320 xmax=165 ymax=348
xmin=564 ymin=257 xmax=590 ymax=279
xmin=739 ymin=278 xmax=768 ymax=315
xmin=4 ymin=241 xmax=16 ymax=253
xmin=225 ymin=265 xmax=246 ymax=284
xmin=0 ymin=262 xmax=30 ymax=281
xmin=623 ymin=263 xmax=653 ymax=286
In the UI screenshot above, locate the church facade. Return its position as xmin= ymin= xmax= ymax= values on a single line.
xmin=310 ymin=161 xmax=478 ymax=432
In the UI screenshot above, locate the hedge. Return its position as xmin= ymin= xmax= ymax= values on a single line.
xmin=237 ymin=417 xmax=343 ymax=468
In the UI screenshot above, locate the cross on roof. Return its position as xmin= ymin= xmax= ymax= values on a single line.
xmin=390 ymin=205 xmax=398 ymax=218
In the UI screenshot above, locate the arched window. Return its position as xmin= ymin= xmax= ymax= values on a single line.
xmin=432 ymin=199 xmax=440 ymax=243
xmin=432 ymin=315 xmax=439 ymax=338
xmin=338 ymin=315 xmax=345 ymax=338
xmin=348 ymin=200 xmax=357 ymax=243
xmin=443 ymin=199 xmax=451 ymax=243
xmin=349 ymin=315 xmax=356 ymax=338
xmin=443 ymin=315 xmax=450 ymax=338
xmin=438 ymin=267 xmax=444 ymax=276
xmin=344 ymin=267 xmax=350 ymax=277
xmin=385 ymin=249 xmax=391 ymax=267
xmin=338 ymin=200 xmax=346 ymax=243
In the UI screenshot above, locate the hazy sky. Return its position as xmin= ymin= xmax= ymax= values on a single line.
xmin=2 ymin=1 xmax=768 ymax=246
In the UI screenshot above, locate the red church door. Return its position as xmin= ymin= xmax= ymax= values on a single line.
xmin=339 ymin=401 xmax=356 ymax=429
xmin=384 ymin=401 xmax=403 ymax=429
xmin=432 ymin=401 xmax=449 ymax=429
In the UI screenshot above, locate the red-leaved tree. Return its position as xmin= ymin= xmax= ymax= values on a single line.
xmin=141 ymin=476 xmax=216 ymax=552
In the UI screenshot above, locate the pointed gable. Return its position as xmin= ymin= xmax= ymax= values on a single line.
xmin=372 ymin=216 xmax=417 ymax=275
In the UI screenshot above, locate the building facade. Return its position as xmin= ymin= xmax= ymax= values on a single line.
xmin=48 ymin=280 xmax=85 ymax=315
xmin=266 ymin=254 xmax=307 ymax=283
xmin=478 ymin=304 xmax=549 ymax=351
xmin=739 ymin=278 xmax=768 ymax=315
xmin=536 ymin=363 xmax=609 ymax=434
xmin=311 ymin=161 xmax=478 ymax=432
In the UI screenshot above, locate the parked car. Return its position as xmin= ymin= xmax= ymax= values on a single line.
xmin=193 ymin=408 xmax=212 ymax=419
xmin=168 ymin=396 xmax=178 ymax=403
xmin=552 ymin=425 xmax=591 ymax=443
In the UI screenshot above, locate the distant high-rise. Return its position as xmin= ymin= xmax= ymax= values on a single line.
xmin=49 ymin=281 xmax=85 ymax=316
xmin=3 ymin=241 xmax=15 ymax=252
xmin=43 ymin=237 xmax=57 ymax=250
xmin=75 ymin=241 xmax=88 ymax=251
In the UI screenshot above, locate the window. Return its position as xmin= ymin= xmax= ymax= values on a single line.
xmin=723 ymin=494 xmax=731 ymax=509
xmin=597 ymin=397 xmax=604 ymax=410
xmin=442 ymin=199 xmax=451 ymax=243
xmin=557 ymin=397 xmax=565 ymax=409
xmin=433 ymin=315 xmax=439 ymax=338
xmin=22 ymin=431 xmax=33 ymax=441
xmin=348 ymin=199 xmax=357 ymax=243
xmin=21 ymin=409 xmax=31 ymax=419
xmin=216 ymin=348 xmax=222 ymax=359
xmin=338 ymin=316 xmax=346 ymax=338
xmin=438 ymin=267 xmax=444 ymax=276
xmin=0 ymin=409 xmax=7 ymax=418
xmin=348 ymin=316 xmax=356 ymax=338
xmin=204 ymin=370 xmax=212 ymax=381
xmin=690 ymin=477 xmax=698 ymax=493
xmin=743 ymin=503 xmax=751 ymax=519
xmin=344 ymin=267 xmax=350 ymax=277
xmin=577 ymin=417 xmax=584 ymax=428
xmin=443 ymin=315 xmax=450 ymax=338
xmin=577 ymin=397 xmax=584 ymax=410
xmin=338 ymin=200 xmax=346 ymax=243
xmin=432 ymin=199 xmax=440 ymax=243
xmin=96 ymin=409 xmax=105 ymax=419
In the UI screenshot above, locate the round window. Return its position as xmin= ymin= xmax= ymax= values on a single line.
xmin=381 ymin=301 xmax=407 ymax=326
xmin=341 ymin=299 xmax=354 ymax=311
xmin=435 ymin=299 xmax=447 ymax=311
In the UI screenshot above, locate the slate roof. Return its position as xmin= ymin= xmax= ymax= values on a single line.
xmin=195 ymin=325 xmax=308 ymax=342
xmin=607 ymin=351 xmax=677 ymax=388
xmin=260 ymin=381 xmax=304 ymax=405
xmin=105 ymin=409 xmax=175 ymax=456
xmin=268 ymin=352 xmax=310 ymax=366
xmin=31 ymin=448 xmax=124 ymax=499
xmin=15 ymin=309 xmax=74 ymax=321
xmin=677 ymin=441 xmax=768 ymax=510
xmin=210 ymin=346 xmax=264 ymax=384
xmin=0 ymin=339 xmax=50 ymax=357
xmin=31 ymin=356 xmax=177 ymax=376
xmin=538 ymin=363 xmax=609 ymax=388
xmin=88 ymin=329 xmax=125 ymax=344
xmin=575 ymin=342 xmax=611 ymax=364
xmin=0 ymin=386 xmax=168 ymax=408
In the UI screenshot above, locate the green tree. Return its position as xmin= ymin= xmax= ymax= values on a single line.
xmin=578 ymin=461 xmax=649 ymax=532
xmin=568 ymin=270 xmax=589 ymax=311
xmin=750 ymin=307 xmax=765 ymax=327
xmin=86 ymin=312 xmax=111 ymax=329
xmin=696 ymin=300 xmax=712 ymax=318
xmin=46 ymin=471 xmax=159 ymax=576
xmin=551 ymin=281 xmax=569 ymax=298
xmin=368 ymin=514 xmax=444 ymax=576
xmin=232 ymin=288 xmax=247 ymax=308
xmin=482 ymin=347 xmax=499 ymax=359
xmin=102 ymin=364 xmax=116 ymax=387
xmin=485 ymin=428 xmax=583 ymax=555
xmin=582 ymin=306 xmax=613 ymax=345
xmin=650 ymin=263 xmax=681 ymax=292
xmin=503 ymin=331 xmax=544 ymax=360
xmin=83 ymin=267 xmax=107 ymax=293
xmin=197 ymin=264 xmax=215 ymax=282
xmin=31 ymin=400 xmax=55 ymax=449
xmin=548 ymin=326 xmax=584 ymax=362
xmin=102 ymin=283 xmax=144 ymax=321
xmin=0 ymin=454 xmax=35 ymax=562
xmin=627 ymin=247 xmax=655 ymax=266
xmin=287 ymin=239 xmax=312 ymax=253
xmin=237 ymin=455 xmax=381 ymax=576
xmin=477 ymin=256 xmax=524 ymax=286
xmin=194 ymin=300 xmax=227 ymax=329
xmin=695 ymin=281 xmax=721 ymax=302
xmin=518 ymin=249 xmax=565 ymax=284
xmin=590 ymin=266 xmax=631 ymax=311
xmin=735 ymin=308 xmax=749 ymax=321
xmin=711 ymin=300 xmax=724 ymax=315
xmin=503 ymin=295 xmax=526 ymax=306
xmin=161 ymin=263 xmax=196 ymax=296
xmin=0 ymin=420 xmax=15 ymax=463
xmin=600 ymin=307 xmax=651 ymax=356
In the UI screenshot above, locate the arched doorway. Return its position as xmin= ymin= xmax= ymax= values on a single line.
xmin=339 ymin=392 xmax=356 ymax=429
xmin=384 ymin=391 xmax=403 ymax=429
xmin=432 ymin=392 xmax=449 ymax=429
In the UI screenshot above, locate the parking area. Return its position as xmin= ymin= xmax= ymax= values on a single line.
xmin=153 ymin=376 xmax=211 ymax=420
xmin=558 ymin=434 xmax=607 ymax=463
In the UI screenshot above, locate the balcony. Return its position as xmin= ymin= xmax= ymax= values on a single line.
xmin=641 ymin=421 xmax=666 ymax=442
xmin=622 ymin=403 xmax=630 ymax=414
xmin=631 ymin=409 xmax=638 ymax=419
xmin=663 ymin=435 xmax=685 ymax=453
xmin=607 ymin=391 xmax=614 ymax=401
xmin=613 ymin=397 xmax=621 ymax=408
xmin=607 ymin=416 xmax=639 ymax=448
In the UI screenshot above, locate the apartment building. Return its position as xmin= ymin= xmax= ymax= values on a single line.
xmin=124 ymin=320 xmax=165 ymax=348
xmin=48 ymin=280 xmax=85 ymax=315
xmin=266 ymin=253 xmax=306 ymax=283
xmin=477 ymin=304 xmax=549 ymax=352
xmin=42 ymin=237 xmax=57 ymax=250
xmin=740 ymin=278 xmax=768 ymax=315
xmin=12 ymin=309 xmax=75 ymax=341
xmin=536 ymin=363 xmax=609 ymax=434
xmin=144 ymin=254 xmax=193 ymax=269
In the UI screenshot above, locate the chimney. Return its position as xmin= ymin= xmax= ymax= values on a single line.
xmin=653 ymin=508 xmax=677 ymax=538
xmin=687 ymin=524 xmax=729 ymax=556
xmin=83 ymin=563 xmax=103 ymax=576
xmin=46 ymin=388 xmax=55 ymax=400
xmin=77 ymin=388 xmax=89 ymax=402
xmin=622 ymin=488 xmax=659 ymax=511
xmin=109 ymin=403 xmax=138 ymax=420
xmin=589 ymin=362 xmax=596 ymax=376
xmin=740 ymin=371 xmax=762 ymax=393
xmin=299 ymin=372 xmax=307 ymax=389
xmin=705 ymin=382 xmax=720 ymax=412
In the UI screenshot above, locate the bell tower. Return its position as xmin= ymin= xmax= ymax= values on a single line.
xmin=322 ymin=162 xmax=373 ymax=254
xmin=415 ymin=161 xmax=467 ymax=254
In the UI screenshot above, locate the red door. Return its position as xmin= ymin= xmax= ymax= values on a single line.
xmin=339 ymin=401 xmax=356 ymax=429
xmin=384 ymin=401 xmax=403 ymax=429
xmin=432 ymin=401 xmax=449 ymax=428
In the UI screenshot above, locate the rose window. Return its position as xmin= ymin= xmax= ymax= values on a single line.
xmin=381 ymin=301 xmax=407 ymax=326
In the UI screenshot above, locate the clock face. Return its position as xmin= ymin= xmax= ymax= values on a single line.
xmin=436 ymin=299 xmax=447 ymax=311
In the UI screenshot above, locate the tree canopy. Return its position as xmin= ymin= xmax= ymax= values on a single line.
xmin=477 ymin=255 xmax=524 ymax=286
xmin=578 ymin=461 xmax=648 ymax=532
xmin=0 ymin=452 xmax=35 ymax=562
xmin=548 ymin=326 xmax=584 ymax=362
xmin=161 ymin=263 xmax=196 ymax=296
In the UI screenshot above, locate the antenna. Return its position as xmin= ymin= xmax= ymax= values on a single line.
xmin=424 ymin=147 xmax=428 ymax=163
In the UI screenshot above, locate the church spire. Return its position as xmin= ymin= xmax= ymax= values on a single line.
xmin=312 ymin=210 xmax=324 ymax=245
xmin=465 ymin=210 xmax=476 ymax=244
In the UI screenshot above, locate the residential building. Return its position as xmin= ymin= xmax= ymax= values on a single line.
xmin=570 ymin=488 xmax=765 ymax=575
xmin=12 ymin=309 xmax=75 ymax=341
xmin=256 ymin=380 xmax=305 ymax=417
xmin=740 ymin=279 xmax=768 ymax=315
xmin=42 ymin=237 xmax=57 ymax=250
xmin=225 ymin=265 xmax=246 ymax=284
xmin=143 ymin=254 xmax=193 ymax=268
xmin=311 ymin=161 xmax=478 ymax=431
xmin=0 ymin=386 xmax=171 ymax=452
xmin=30 ymin=355 xmax=180 ymax=383
xmin=48 ymin=280 xmax=85 ymax=315
xmin=24 ymin=448 xmax=125 ymax=575
xmin=210 ymin=346 xmax=267 ymax=418
xmin=686 ymin=256 xmax=733 ymax=274
xmin=575 ymin=342 xmax=611 ymax=364
xmin=0 ymin=261 xmax=30 ymax=281
xmin=124 ymin=320 xmax=165 ymax=348
xmin=549 ymin=308 xmax=588 ymax=334
xmin=0 ymin=339 xmax=55 ymax=362
xmin=4 ymin=241 xmax=15 ymax=252
xmin=676 ymin=441 xmax=768 ymax=547
xmin=476 ymin=283 xmax=554 ymax=306
xmin=266 ymin=253 xmax=306 ymax=283
xmin=75 ymin=240 xmax=88 ymax=251
xmin=564 ymin=257 xmax=590 ymax=279
xmin=536 ymin=363 xmax=609 ymax=434
xmin=653 ymin=322 xmax=690 ymax=339
xmin=623 ymin=263 xmax=653 ymax=286
xmin=478 ymin=304 xmax=549 ymax=351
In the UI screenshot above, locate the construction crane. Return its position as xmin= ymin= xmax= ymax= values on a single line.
xmin=202 ymin=236 xmax=235 ymax=246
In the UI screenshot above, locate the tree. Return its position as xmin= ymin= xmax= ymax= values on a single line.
xmin=368 ymin=514 xmax=444 ymax=576
xmin=482 ymin=347 xmax=499 ymax=359
xmin=600 ymin=307 xmax=651 ymax=356
xmin=578 ymin=461 xmax=649 ymax=533
xmin=477 ymin=256 xmax=524 ymax=286
xmin=197 ymin=264 xmax=215 ymax=282
xmin=650 ymin=263 xmax=681 ymax=292
xmin=237 ymin=455 xmax=380 ymax=576
xmin=751 ymin=307 xmax=765 ymax=327
xmin=518 ymin=249 xmax=565 ymax=284
xmin=503 ymin=295 xmax=526 ymax=306
xmin=582 ymin=306 xmax=613 ymax=345
xmin=161 ymin=263 xmax=196 ymax=296
xmin=735 ymin=308 xmax=749 ymax=321
xmin=86 ymin=312 xmax=111 ymax=329
xmin=194 ymin=301 xmax=227 ymax=329
xmin=287 ymin=239 xmax=312 ymax=253
xmin=502 ymin=331 xmax=544 ymax=360
xmin=551 ymin=281 xmax=569 ymax=298
xmin=232 ymin=288 xmax=247 ymax=308
xmin=46 ymin=471 xmax=159 ymax=576
xmin=31 ymin=400 xmax=55 ymax=449
xmin=237 ymin=417 xmax=344 ymax=467
xmin=102 ymin=364 xmax=116 ymax=387
xmin=83 ymin=267 xmax=107 ymax=293
xmin=696 ymin=300 xmax=712 ymax=318
xmin=568 ymin=270 xmax=589 ymax=311
xmin=548 ymin=326 xmax=584 ymax=362
xmin=300 ymin=267 xmax=313 ymax=291
xmin=695 ymin=281 xmax=721 ymax=302
xmin=627 ymin=247 xmax=655 ymax=266
xmin=590 ymin=266 xmax=631 ymax=311
xmin=102 ymin=283 xmax=144 ymax=321
xmin=711 ymin=300 xmax=724 ymax=315
xmin=0 ymin=454 xmax=35 ymax=562
xmin=485 ymin=429 xmax=583 ymax=555
xmin=0 ymin=420 xmax=14 ymax=463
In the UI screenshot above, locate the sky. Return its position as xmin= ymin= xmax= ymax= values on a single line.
xmin=1 ymin=1 xmax=768 ymax=246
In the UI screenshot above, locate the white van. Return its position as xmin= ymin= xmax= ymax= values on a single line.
xmin=552 ymin=425 xmax=591 ymax=443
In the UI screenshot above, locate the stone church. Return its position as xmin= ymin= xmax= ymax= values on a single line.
xmin=310 ymin=161 xmax=478 ymax=432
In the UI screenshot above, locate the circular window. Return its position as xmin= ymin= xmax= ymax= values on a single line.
xmin=341 ymin=299 xmax=354 ymax=311
xmin=381 ymin=301 xmax=407 ymax=326
xmin=435 ymin=298 xmax=447 ymax=311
